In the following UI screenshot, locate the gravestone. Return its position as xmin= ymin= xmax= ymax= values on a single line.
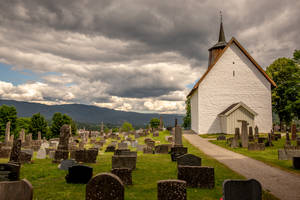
xmin=177 ymin=166 xmax=214 ymax=188
xmin=153 ymin=131 xmax=159 ymax=137
xmin=118 ymin=143 xmax=128 ymax=150
xmin=86 ymin=173 xmax=124 ymax=200
xmin=223 ymin=179 xmax=262 ymax=200
xmin=53 ymin=125 xmax=70 ymax=163
xmin=155 ymin=144 xmax=169 ymax=154
xmin=177 ymin=154 xmax=201 ymax=167
xmin=291 ymin=124 xmax=297 ymax=140
xmin=293 ymin=157 xmax=300 ymax=169
xmin=174 ymin=126 xmax=183 ymax=147
xmin=19 ymin=129 xmax=25 ymax=143
xmin=19 ymin=150 xmax=32 ymax=164
xmin=105 ymin=145 xmax=116 ymax=152
xmin=248 ymin=143 xmax=265 ymax=151
xmin=157 ymin=180 xmax=186 ymax=200
xmin=9 ymin=139 xmax=21 ymax=164
xmin=278 ymin=149 xmax=300 ymax=160
xmin=239 ymin=120 xmax=248 ymax=148
xmin=170 ymin=147 xmax=188 ymax=161
xmin=248 ymin=127 xmax=254 ymax=142
xmin=217 ymin=135 xmax=226 ymax=140
xmin=254 ymin=126 xmax=259 ymax=139
xmin=143 ymin=146 xmax=153 ymax=154
xmin=230 ymin=137 xmax=238 ymax=148
xmin=36 ymin=148 xmax=46 ymax=159
xmin=59 ymin=159 xmax=78 ymax=170
xmin=114 ymin=149 xmax=137 ymax=157
xmin=112 ymin=155 xmax=137 ymax=170
xmin=66 ymin=165 xmax=93 ymax=184
xmin=257 ymin=137 xmax=265 ymax=144
xmin=234 ymin=128 xmax=240 ymax=140
xmin=4 ymin=121 xmax=11 ymax=146
xmin=0 ymin=179 xmax=33 ymax=200
xmin=111 ymin=168 xmax=132 ymax=185
xmin=0 ymin=163 xmax=20 ymax=181
xmin=265 ymin=133 xmax=273 ymax=147
xmin=75 ymin=149 xmax=98 ymax=163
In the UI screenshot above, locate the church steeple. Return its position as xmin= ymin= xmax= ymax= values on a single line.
xmin=208 ymin=12 xmax=227 ymax=66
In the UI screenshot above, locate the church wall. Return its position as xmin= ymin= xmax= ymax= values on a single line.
xmin=197 ymin=43 xmax=272 ymax=134
xmin=191 ymin=89 xmax=199 ymax=133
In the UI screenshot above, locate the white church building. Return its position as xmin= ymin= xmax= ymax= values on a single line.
xmin=187 ymin=21 xmax=276 ymax=134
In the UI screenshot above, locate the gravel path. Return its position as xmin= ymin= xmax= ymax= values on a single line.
xmin=183 ymin=133 xmax=300 ymax=200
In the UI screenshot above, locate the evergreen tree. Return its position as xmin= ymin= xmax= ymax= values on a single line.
xmin=0 ymin=105 xmax=17 ymax=139
xmin=149 ymin=118 xmax=160 ymax=129
xmin=182 ymin=97 xmax=191 ymax=129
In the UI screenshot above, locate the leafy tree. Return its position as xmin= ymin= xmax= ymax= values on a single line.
xmin=121 ymin=122 xmax=133 ymax=132
xmin=0 ymin=105 xmax=17 ymax=139
xmin=15 ymin=117 xmax=31 ymax=137
xmin=29 ymin=113 xmax=48 ymax=139
xmin=112 ymin=127 xmax=119 ymax=132
xmin=149 ymin=118 xmax=160 ymax=129
xmin=182 ymin=97 xmax=191 ymax=129
xmin=266 ymin=57 xmax=300 ymax=128
xmin=293 ymin=50 xmax=300 ymax=65
xmin=50 ymin=113 xmax=76 ymax=138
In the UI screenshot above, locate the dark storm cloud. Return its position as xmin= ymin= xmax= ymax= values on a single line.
xmin=0 ymin=0 xmax=299 ymax=112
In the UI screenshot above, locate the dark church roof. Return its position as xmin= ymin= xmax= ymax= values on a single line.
xmin=209 ymin=21 xmax=227 ymax=50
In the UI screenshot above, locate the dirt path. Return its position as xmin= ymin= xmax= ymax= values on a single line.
xmin=183 ymin=133 xmax=300 ymax=200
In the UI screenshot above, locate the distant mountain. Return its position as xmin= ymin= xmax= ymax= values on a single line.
xmin=0 ymin=99 xmax=183 ymax=127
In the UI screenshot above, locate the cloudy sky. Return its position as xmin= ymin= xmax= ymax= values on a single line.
xmin=0 ymin=0 xmax=299 ymax=114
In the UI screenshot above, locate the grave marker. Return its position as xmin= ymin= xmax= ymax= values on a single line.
xmin=157 ymin=180 xmax=186 ymax=200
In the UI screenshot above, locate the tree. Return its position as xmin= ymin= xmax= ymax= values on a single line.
xmin=29 ymin=113 xmax=48 ymax=139
xmin=149 ymin=118 xmax=160 ymax=129
xmin=266 ymin=57 xmax=300 ymax=128
xmin=15 ymin=117 xmax=31 ymax=137
xmin=182 ymin=97 xmax=191 ymax=129
xmin=50 ymin=112 xmax=76 ymax=138
xmin=293 ymin=50 xmax=300 ymax=65
xmin=0 ymin=105 xmax=17 ymax=139
xmin=121 ymin=122 xmax=133 ymax=132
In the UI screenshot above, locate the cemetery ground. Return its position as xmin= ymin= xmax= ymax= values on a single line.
xmin=207 ymin=133 xmax=300 ymax=175
xmin=0 ymin=131 xmax=277 ymax=200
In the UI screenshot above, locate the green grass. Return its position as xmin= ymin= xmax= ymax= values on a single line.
xmin=210 ymin=134 xmax=300 ymax=175
xmin=0 ymin=131 xmax=278 ymax=200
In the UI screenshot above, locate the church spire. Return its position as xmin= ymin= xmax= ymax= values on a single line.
xmin=208 ymin=12 xmax=227 ymax=66
xmin=218 ymin=11 xmax=226 ymax=43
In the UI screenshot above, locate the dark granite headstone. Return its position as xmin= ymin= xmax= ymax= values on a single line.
xmin=248 ymin=127 xmax=254 ymax=142
xmin=0 ymin=179 xmax=33 ymax=200
xmin=217 ymin=135 xmax=226 ymax=140
xmin=66 ymin=165 xmax=93 ymax=184
xmin=112 ymin=155 xmax=137 ymax=170
xmin=86 ymin=173 xmax=124 ymax=200
xmin=223 ymin=179 xmax=262 ymax=200
xmin=59 ymin=159 xmax=78 ymax=170
xmin=75 ymin=149 xmax=98 ymax=163
xmin=293 ymin=157 xmax=300 ymax=169
xmin=111 ymin=168 xmax=132 ymax=185
xmin=105 ymin=145 xmax=116 ymax=152
xmin=254 ymin=126 xmax=259 ymax=139
xmin=177 ymin=166 xmax=214 ymax=188
xmin=9 ymin=139 xmax=21 ymax=164
xmin=177 ymin=154 xmax=201 ymax=167
xmin=157 ymin=180 xmax=187 ymax=200
xmin=170 ymin=147 xmax=188 ymax=161
xmin=257 ymin=137 xmax=265 ymax=144
xmin=0 ymin=163 xmax=20 ymax=181
xmin=155 ymin=144 xmax=169 ymax=154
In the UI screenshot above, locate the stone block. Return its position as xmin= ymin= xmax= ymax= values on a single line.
xmin=0 ymin=179 xmax=33 ymax=200
xmin=177 ymin=166 xmax=214 ymax=189
xmin=59 ymin=159 xmax=78 ymax=170
xmin=293 ymin=157 xmax=300 ymax=169
xmin=66 ymin=165 xmax=93 ymax=184
xmin=278 ymin=149 xmax=300 ymax=160
xmin=177 ymin=154 xmax=201 ymax=167
xmin=248 ymin=143 xmax=265 ymax=151
xmin=170 ymin=147 xmax=188 ymax=161
xmin=223 ymin=179 xmax=262 ymax=200
xmin=112 ymin=155 xmax=137 ymax=170
xmin=155 ymin=144 xmax=169 ymax=154
xmin=157 ymin=180 xmax=186 ymax=200
xmin=111 ymin=168 xmax=132 ymax=185
xmin=86 ymin=173 xmax=124 ymax=200
xmin=0 ymin=163 xmax=20 ymax=182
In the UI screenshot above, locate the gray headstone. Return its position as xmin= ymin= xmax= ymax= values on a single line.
xmin=157 ymin=179 xmax=187 ymax=200
xmin=86 ymin=173 xmax=124 ymax=200
xmin=0 ymin=179 xmax=33 ymax=200
xmin=59 ymin=159 xmax=78 ymax=170
xmin=177 ymin=154 xmax=201 ymax=166
xmin=223 ymin=179 xmax=262 ymax=200
xmin=36 ymin=148 xmax=46 ymax=159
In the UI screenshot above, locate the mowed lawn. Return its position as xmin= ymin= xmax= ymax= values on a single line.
xmin=209 ymin=133 xmax=300 ymax=175
xmin=0 ymin=131 xmax=277 ymax=200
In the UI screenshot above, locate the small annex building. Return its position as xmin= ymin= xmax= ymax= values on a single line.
xmin=219 ymin=102 xmax=257 ymax=134
xmin=188 ymin=20 xmax=276 ymax=134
